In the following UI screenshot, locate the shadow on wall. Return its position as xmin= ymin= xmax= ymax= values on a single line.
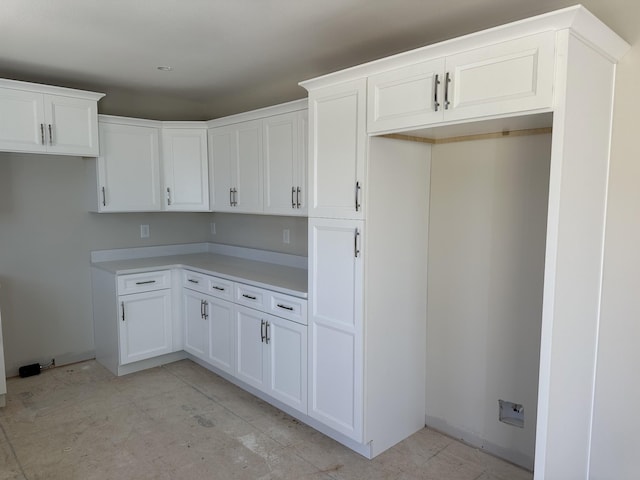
xmin=0 ymin=160 xmax=13 ymax=214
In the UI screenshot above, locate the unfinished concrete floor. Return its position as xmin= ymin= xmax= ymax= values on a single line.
xmin=0 ymin=360 xmax=533 ymax=480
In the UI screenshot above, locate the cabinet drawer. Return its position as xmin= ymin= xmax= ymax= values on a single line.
xmin=208 ymin=276 xmax=234 ymax=300
xmin=235 ymin=283 xmax=268 ymax=311
xmin=182 ymin=270 xmax=209 ymax=294
xmin=267 ymin=292 xmax=307 ymax=325
xmin=117 ymin=270 xmax=171 ymax=295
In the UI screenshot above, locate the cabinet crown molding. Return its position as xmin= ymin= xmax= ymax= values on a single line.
xmin=0 ymin=78 xmax=105 ymax=101
xmin=299 ymin=5 xmax=629 ymax=91
xmin=207 ymin=98 xmax=307 ymax=128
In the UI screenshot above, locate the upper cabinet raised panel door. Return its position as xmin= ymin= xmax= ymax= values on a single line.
xmin=44 ymin=94 xmax=100 ymax=156
xmin=0 ymin=89 xmax=46 ymax=153
xmin=209 ymin=120 xmax=263 ymax=213
xmin=162 ymin=128 xmax=209 ymax=211
xmin=94 ymin=120 xmax=161 ymax=212
xmin=309 ymin=78 xmax=366 ymax=220
xmin=367 ymin=32 xmax=555 ymax=134
xmin=263 ymin=111 xmax=306 ymax=216
xmin=0 ymin=80 xmax=103 ymax=156
xmin=368 ymin=58 xmax=446 ymax=134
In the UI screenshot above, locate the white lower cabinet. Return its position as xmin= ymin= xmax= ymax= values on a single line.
xmin=117 ymin=275 xmax=173 ymax=365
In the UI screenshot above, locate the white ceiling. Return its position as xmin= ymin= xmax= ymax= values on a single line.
xmin=0 ymin=0 xmax=628 ymax=120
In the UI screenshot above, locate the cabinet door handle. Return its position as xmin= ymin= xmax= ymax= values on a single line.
xmin=291 ymin=187 xmax=296 ymax=209
xmin=188 ymin=279 xmax=199 ymax=284
xmin=121 ymin=302 xmax=125 ymax=322
xmin=101 ymin=186 xmax=106 ymax=207
xmin=354 ymin=228 xmax=361 ymax=258
xmin=48 ymin=124 xmax=53 ymax=145
xmin=242 ymin=293 xmax=257 ymax=300
xmin=135 ymin=280 xmax=156 ymax=285
xmin=40 ymin=123 xmax=45 ymax=145
xmin=261 ymin=319 xmax=266 ymax=343
xmin=233 ymin=188 xmax=238 ymax=206
xmin=203 ymin=301 xmax=208 ymax=319
xmin=355 ymin=181 xmax=361 ymax=212
xmin=434 ymin=74 xmax=441 ymax=112
xmin=200 ymin=300 xmax=205 ymax=319
xmin=229 ymin=188 xmax=233 ymax=206
xmin=265 ymin=321 xmax=270 ymax=344
xmin=444 ymin=72 xmax=451 ymax=110
xmin=276 ymin=303 xmax=294 ymax=311
xmin=166 ymin=187 xmax=172 ymax=206
xmin=296 ymin=187 xmax=301 ymax=208
xmin=211 ymin=285 xmax=225 ymax=291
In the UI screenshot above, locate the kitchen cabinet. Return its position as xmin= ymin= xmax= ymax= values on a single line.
xmin=367 ymin=32 xmax=555 ymax=133
xmin=88 ymin=116 xmax=162 ymax=212
xmin=117 ymin=271 xmax=173 ymax=365
xmin=209 ymin=120 xmax=263 ymax=213
xmin=0 ymin=79 xmax=103 ymax=156
xmin=263 ymin=110 xmax=307 ymax=215
xmin=308 ymin=78 xmax=366 ymax=220
xmin=162 ymin=126 xmax=209 ymax=211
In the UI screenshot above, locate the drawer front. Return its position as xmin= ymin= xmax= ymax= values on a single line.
xmin=182 ymin=270 xmax=209 ymax=294
xmin=207 ymin=276 xmax=234 ymax=301
xmin=235 ymin=283 xmax=268 ymax=312
xmin=117 ymin=270 xmax=171 ymax=295
xmin=267 ymin=292 xmax=307 ymax=325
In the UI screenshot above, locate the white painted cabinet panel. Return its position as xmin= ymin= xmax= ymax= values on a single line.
xmin=183 ymin=289 xmax=208 ymax=359
xmin=263 ymin=111 xmax=306 ymax=215
xmin=308 ymin=79 xmax=366 ymax=219
xmin=207 ymin=297 xmax=235 ymax=374
xmin=308 ymin=218 xmax=364 ymax=441
xmin=118 ymin=289 xmax=173 ymax=365
xmin=95 ymin=120 xmax=161 ymax=212
xmin=0 ymin=84 xmax=101 ymax=156
xmin=162 ymin=128 xmax=209 ymax=211
xmin=235 ymin=305 xmax=267 ymax=391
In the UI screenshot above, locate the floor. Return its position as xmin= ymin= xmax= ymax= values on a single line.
xmin=0 ymin=360 xmax=533 ymax=480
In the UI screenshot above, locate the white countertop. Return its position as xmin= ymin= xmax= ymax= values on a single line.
xmin=92 ymin=252 xmax=308 ymax=298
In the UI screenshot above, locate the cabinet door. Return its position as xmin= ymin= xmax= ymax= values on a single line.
xmin=0 ymin=89 xmax=46 ymax=153
xmin=183 ymin=289 xmax=208 ymax=360
xmin=207 ymin=296 xmax=235 ymax=374
xmin=97 ymin=122 xmax=161 ymax=212
xmin=308 ymin=79 xmax=366 ymax=219
xmin=444 ymin=31 xmax=555 ymax=122
xmin=44 ymin=94 xmax=99 ymax=156
xmin=235 ymin=305 xmax=267 ymax=391
xmin=209 ymin=125 xmax=235 ymax=212
xmin=234 ymin=120 xmax=263 ymax=213
xmin=265 ymin=314 xmax=307 ymax=413
xmin=367 ymin=58 xmax=445 ymax=134
xmin=308 ymin=218 xmax=364 ymax=441
xmin=162 ymin=128 xmax=209 ymax=211
xmin=263 ymin=112 xmax=298 ymax=215
xmin=119 ymin=289 xmax=172 ymax=365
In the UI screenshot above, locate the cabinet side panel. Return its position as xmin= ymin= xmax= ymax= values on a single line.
xmin=365 ymin=137 xmax=430 ymax=456
xmin=91 ymin=267 xmax=118 ymax=376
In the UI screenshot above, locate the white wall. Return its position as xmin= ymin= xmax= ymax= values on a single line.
xmin=0 ymin=152 xmax=307 ymax=377
xmin=426 ymin=133 xmax=551 ymax=469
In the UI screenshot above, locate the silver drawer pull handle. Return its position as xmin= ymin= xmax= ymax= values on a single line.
xmin=277 ymin=303 xmax=294 ymax=311
xmin=242 ymin=294 xmax=257 ymax=300
xmin=135 ymin=280 xmax=156 ymax=285
xmin=188 ymin=279 xmax=199 ymax=284
xmin=212 ymin=286 xmax=225 ymax=291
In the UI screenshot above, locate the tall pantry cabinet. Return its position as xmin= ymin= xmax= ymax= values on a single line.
xmin=301 ymin=5 xmax=629 ymax=478
xmin=306 ymin=80 xmax=431 ymax=454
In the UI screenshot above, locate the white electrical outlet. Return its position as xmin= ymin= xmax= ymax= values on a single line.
xmin=283 ymin=229 xmax=290 ymax=244
xmin=211 ymin=222 xmax=216 ymax=235
xmin=140 ymin=224 xmax=149 ymax=238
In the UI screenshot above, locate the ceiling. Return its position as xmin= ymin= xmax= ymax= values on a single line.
xmin=0 ymin=0 xmax=630 ymax=121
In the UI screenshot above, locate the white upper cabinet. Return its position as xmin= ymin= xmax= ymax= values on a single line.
xmin=0 ymin=79 xmax=103 ymax=156
xmin=367 ymin=31 xmax=555 ymax=133
xmin=263 ymin=110 xmax=307 ymax=216
xmin=209 ymin=120 xmax=263 ymax=213
xmin=308 ymin=79 xmax=366 ymax=220
xmin=162 ymin=127 xmax=209 ymax=211
xmin=90 ymin=118 xmax=161 ymax=212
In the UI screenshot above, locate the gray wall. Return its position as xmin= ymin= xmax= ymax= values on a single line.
xmin=0 ymin=152 xmax=307 ymax=376
xmin=426 ymin=133 xmax=551 ymax=468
